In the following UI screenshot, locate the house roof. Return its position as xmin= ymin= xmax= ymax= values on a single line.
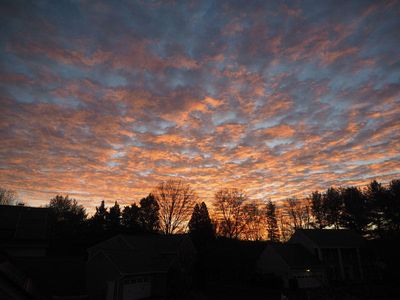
xmin=203 ymin=239 xmax=268 ymax=272
xmin=295 ymin=229 xmax=365 ymax=248
xmin=0 ymin=205 xmax=51 ymax=240
xmin=121 ymin=234 xmax=188 ymax=253
xmin=270 ymin=243 xmax=322 ymax=269
xmin=101 ymin=249 xmax=175 ymax=274
xmin=0 ymin=251 xmax=41 ymax=299
xmin=88 ymin=233 xmax=188 ymax=254
xmin=89 ymin=234 xmax=191 ymax=275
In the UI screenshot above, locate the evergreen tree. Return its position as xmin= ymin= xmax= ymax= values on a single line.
xmin=387 ymin=179 xmax=400 ymax=234
xmin=107 ymin=201 xmax=121 ymax=231
xmin=340 ymin=186 xmax=368 ymax=233
xmin=365 ymin=180 xmax=389 ymax=238
xmin=324 ymin=187 xmax=342 ymax=229
xmin=122 ymin=203 xmax=141 ymax=232
xmin=309 ymin=191 xmax=328 ymax=229
xmin=139 ymin=194 xmax=160 ymax=233
xmin=188 ymin=202 xmax=214 ymax=241
xmin=90 ymin=200 xmax=108 ymax=232
xmin=266 ymin=200 xmax=280 ymax=242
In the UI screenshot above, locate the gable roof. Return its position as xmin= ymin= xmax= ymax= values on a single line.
xmin=88 ymin=234 xmax=192 ymax=275
xmin=270 ymin=243 xmax=322 ymax=269
xmin=98 ymin=249 xmax=176 ymax=274
xmin=121 ymin=234 xmax=188 ymax=253
xmin=0 ymin=205 xmax=51 ymax=240
xmin=0 ymin=251 xmax=41 ymax=299
xmin=88 ymin=234 xmax=188 ymax=254
xmin=295 ymin=229 xmax=364 ymax=248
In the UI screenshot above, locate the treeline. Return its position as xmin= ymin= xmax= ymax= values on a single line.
xmin=281 ymin=179 xmax=400 ymax=240
xmin=46 ymin=194 xmax=160 ymax=238
xmin=1 ymin=178 xmax=399 ymax=241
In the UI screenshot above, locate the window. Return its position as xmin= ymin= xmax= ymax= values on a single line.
xmin=124 ymin=277 xmax=149 ymax=285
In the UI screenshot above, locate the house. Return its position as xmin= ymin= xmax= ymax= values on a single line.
xmin=0 ymin=205 xmax=87 ymax=298
xmin=86 ymin=234 xmax=196 ymax=300
xmin=289 ymin=229 xmax=365 ymax=282
xmin=199 ymin=239 xmax=267 ymax=286
xmin=0 ymin=205 xmax=53 ymax=257
xmin=0 ymin=251 xmax=42 ymax=300
xmin=256 ymin=243 xmax=326 ymax=289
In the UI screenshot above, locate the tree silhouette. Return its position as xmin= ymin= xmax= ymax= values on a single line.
xmin=122 ymin=203 xmax=141 ymax=232
xmin=309 ymin=191 xmax=328 ymax=229
xmin=90 ymin=200 xmax=108 ymax=232
xmin=242 ymin=201 xmax=265 ymax=241
xmin=365 ymin=180 xmax=388 ymax=238
xmin=153 ymin=180 xmax=196 ymax=235
xmin=49 ymin=195 xmax=87 ymax=221
xmin=139 ymin=194 xmax=160 ymax=233
xmin=324 ymin=187 xmax=342 ymax=229
xmin=189 ymin=202 xmax=214 ymax=242
xmin=107 ymin=201 xmax=121 ymax=232
xmin=340 ymin=186 xmax=368 ymax=233
xmin=276 ymin=208 xmax=292 ymax=242
xmin=284 ymin=198 xmax=311 ymax=230
xmin=48 ymin=195 xmax=87 ymax=236
xmin=266 ymin=200 xmax=280 ymax=242
xmin=213 ymin=188 xmax=247 ymax=239
xmin=387 ymin=179 xmax=400 ymax=234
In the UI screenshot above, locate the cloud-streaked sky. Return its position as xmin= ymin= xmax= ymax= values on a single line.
xmin=1 ymin=0 xmax=399 ymax=211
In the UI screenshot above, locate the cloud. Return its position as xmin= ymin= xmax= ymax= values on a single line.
xmin=0 ymin=0 xmax=399 ymax=212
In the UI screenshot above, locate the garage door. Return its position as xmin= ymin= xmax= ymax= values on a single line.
xmin=122 ymin=277 xmax=151 ymax=300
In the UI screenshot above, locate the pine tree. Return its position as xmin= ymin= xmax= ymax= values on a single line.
xmin=189 ymin=203 xmax=200 ymax=232
xmin=266 ymin=200 xmax=280 ymax=242
xmin=139 ymin=194 xmax=160 ymax=233
xmin=365 ymin=180 xmax=388 ymax=238
xmin=189 ymin=202 xmax=214 ymax=241
xmin=387 ymin=179 xmax=400 ymax=234
xmin=340 ymin=186 xmax=368 ymax=233
xmin=90 ymin=200 xmax=108 ymax=233
xmin=122 ymin=203 xmax=140 ymax=232
xmin=107 ymin=201 xmax=121 ymax=232
xmin=324 ymin=187 xmax=342 ymax=229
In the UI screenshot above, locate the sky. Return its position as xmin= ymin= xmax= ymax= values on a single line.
xmin=1 ymin=0 xmax=399 ymax=212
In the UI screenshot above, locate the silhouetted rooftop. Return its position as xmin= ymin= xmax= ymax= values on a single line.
xmin=270 ymin=243 xmax=322 ymax=268
xmin=121 ymin=233 xmax=188 ymax=253
xmin=0 ymin=251 xmax=41 ymax=299
xmin=0 ymin=205 xmax=51 ymax=240
xmin=101 ymin=249 xmax=175 ymax=274
xmin=88 ymin=234 xmax=192 ymax=275
xmin=295 ymin=229 xmax=365 ymax=248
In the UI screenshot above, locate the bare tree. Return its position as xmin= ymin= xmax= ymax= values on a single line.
xmin=302 ymin=200 xmax=313 ymax=229
xmin=153 ymin=179 xmax=197 ymax=234
xmin=0 ymin=188 xmax=17 ymax=205
xmin=285 ymin=198 xmax=301 ymax=229
xmin=241 ymin=201 xmax=266 ymax=241
xmin=308 ymin=191 xmax=328 ymax=229
xmin=284 ymin=197 xmax=312 ymax=230
xmin=276 ymin=208 xmax=293 ymax=242
xmin=213 ymin=188 xmax=247 ymax=239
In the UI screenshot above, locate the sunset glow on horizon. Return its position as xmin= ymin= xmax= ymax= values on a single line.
xmin=1 ymin=0 xmax=399 ymax=212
